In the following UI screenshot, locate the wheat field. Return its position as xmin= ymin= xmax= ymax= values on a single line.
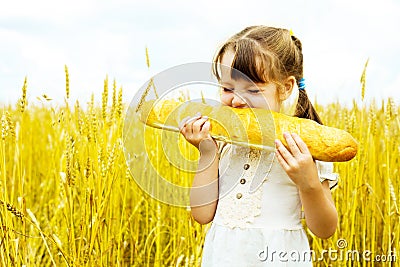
xmin=0 ymin=67 xmax=399 ymax=266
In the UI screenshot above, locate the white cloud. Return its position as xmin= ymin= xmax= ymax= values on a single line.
xmin=0 ymin=0 xmax=98 ymax=21
xmin=0 ymin=0 xmax=399 ymax=107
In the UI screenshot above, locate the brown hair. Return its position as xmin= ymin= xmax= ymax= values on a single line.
xmin=212 ymin=25 xmax=323 ymax=124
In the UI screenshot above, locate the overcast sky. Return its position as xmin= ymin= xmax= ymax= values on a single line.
xmin=1 ymin=0 xmax=399 ymax=108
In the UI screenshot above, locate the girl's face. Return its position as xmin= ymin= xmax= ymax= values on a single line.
xmin=219 ymin=50 xmax=281 ymax=112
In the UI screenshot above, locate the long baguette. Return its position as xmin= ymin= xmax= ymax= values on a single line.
xmin=139 ymin=100 xmax=358 ymax=162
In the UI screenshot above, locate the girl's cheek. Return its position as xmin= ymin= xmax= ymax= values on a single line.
xmin=246 ymin=96 xmax=269 ymax=109
xmin=253 ymin=92 xmax=279 ymax=111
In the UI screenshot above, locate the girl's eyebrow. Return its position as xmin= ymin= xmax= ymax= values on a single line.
xmin=219 ymin=81 xmax=265 ymax=91
xmin=250 ymin=86 xmax=264 ymax=91
xmin=244 ymin=83 xmax=264 ymax=90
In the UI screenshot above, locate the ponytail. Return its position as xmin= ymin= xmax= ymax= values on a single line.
xmin=289 ymin=35 xmax=323 ymax=124
xmin=294 ymin=89 xmax=323 ymax=125
xmin=289 ymin=35 xmax=323 ymax=125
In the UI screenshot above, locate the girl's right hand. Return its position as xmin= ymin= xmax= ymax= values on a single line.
xmin=179 ymin=113 xmax=217 ymax=154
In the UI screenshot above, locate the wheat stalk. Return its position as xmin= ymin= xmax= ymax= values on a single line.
xmin=19 ymin=77 xmax=27 ymax=113
xmin=102 ymin=76 xmax=109 ymax=121
xmin=1 ymin=113 xmax=8 ymax=141
xmin=360 ymin=58 xmax=369 ymax=101
xmin=65 ymin=65 xmax=70 ymax=99
xmin=0 ymin=199 xmax=24 ymax=219
xmin=117 ymin=86 xmax=123 ymax=120
xmin=111 ymin=79 xmax=117 ymax=121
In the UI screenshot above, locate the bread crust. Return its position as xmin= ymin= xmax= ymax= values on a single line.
xmin=139 ymin=100 xmax=358 ymax=162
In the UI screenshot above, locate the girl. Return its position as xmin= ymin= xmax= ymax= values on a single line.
xmin=179 ymin=26 xmax=339 ymax=266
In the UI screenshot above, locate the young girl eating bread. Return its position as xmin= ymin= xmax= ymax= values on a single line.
xmin=179 ymin=25 xmax=339 ymax=266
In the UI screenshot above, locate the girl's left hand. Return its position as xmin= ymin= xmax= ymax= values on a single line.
xmin=274 ymin=132 xmax=320 ymax=191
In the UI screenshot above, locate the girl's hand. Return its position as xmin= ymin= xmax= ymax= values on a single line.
xmin=179 ymin=113 xmax=217 ymax=154
xmin=274 ymin=132 xmax=320 ymax=191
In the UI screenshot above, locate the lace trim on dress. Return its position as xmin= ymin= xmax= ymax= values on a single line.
xmin=217 ymin=184 xmax=263 ymax=229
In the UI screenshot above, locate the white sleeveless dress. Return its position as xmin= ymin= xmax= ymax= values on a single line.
xmin=201 ymin=143 xmax=338 ymax=267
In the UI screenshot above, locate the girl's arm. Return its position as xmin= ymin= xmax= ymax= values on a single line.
xmin=275 ymin=132 xmax=338 ymax=239
xmin=298 ymin=180 xmax=337 ymax=239
xmin=189 ymin=142 xmax=219 ymax=224
xmin=179 ymin=114 xmax=219 ymax=224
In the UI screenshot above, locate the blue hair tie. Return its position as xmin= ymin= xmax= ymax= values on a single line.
xmin=298 ymin=78 xmax=306 ymax=90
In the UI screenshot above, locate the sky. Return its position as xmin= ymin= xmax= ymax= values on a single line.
xmin=0 ymin=0 xmax=399 ymax=108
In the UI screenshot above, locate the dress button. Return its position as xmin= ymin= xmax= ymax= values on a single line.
xmin=236 ymin=193 xmax=243 ymax=199
xmin=244 ymin=164 xmax=250 ymax=170
xmin=240 ymin=178 xmax=246 ymax=184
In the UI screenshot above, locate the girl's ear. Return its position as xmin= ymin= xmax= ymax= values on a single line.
xmin=279 ymin=76 xmax=296 ymax=101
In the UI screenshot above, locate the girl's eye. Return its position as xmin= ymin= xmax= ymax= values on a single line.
xmin=222 ymin=87 xmax=234 ymax=92
xmin=248 ymin=89 xmax=260 ymax=94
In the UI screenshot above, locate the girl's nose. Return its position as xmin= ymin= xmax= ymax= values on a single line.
xmin=231 ymin=94 xmax=247 ymax=108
